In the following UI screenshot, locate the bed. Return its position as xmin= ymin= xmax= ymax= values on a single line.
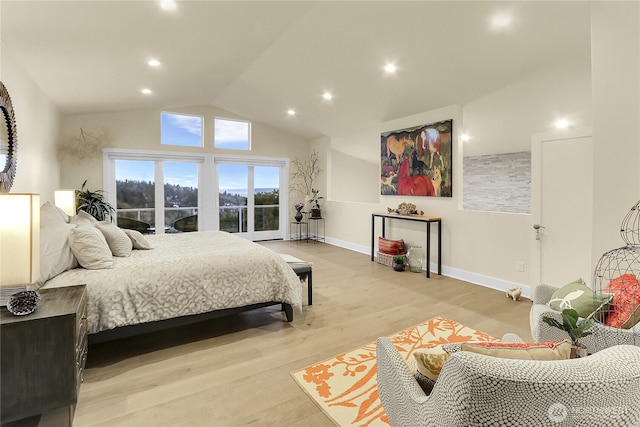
xmin=40 ymin=209 xmax=302 ymax=344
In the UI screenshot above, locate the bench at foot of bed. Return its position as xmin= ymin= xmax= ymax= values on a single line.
xmin=278 ymin=254 xmax=313 ymax=306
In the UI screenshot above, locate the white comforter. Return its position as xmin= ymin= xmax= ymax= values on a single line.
xmin=43 ymin=231 xmax=302 ymax=334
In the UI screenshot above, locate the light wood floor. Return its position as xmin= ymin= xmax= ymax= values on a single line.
xmin=72 ymin=241 xmax=533 ymax=427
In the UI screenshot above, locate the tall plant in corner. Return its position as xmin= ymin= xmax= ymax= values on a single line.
xmin=76 ymin=180 xmax=115 ymax=221
xmin=290 ymin=150 xmax=322 ymax=198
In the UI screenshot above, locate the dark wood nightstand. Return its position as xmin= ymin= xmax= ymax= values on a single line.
xmin=1 ymin=285 xmax=88 ymax=426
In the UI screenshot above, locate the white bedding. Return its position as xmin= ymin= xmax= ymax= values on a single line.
xmin=43 ymin=231 xmax=302 ymax=334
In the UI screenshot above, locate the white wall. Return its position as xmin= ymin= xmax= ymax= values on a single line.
xmin=590 ymin=2 xmax=640 ymax=263
xmin=1 ymin=50 xmax=61 ymax=200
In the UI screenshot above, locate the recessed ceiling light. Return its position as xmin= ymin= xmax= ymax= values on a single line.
xmin=287 ymin=109 xmax=296 ymax=116
xmin=384 ymin=63 xmax=397 ymax=74
xmin=148 ymin=59 xmax=161 ymax=67
xmin=160 ymin=1 xmax=177 ymax=11
xmin=141 ymin=88 xmax=152 ymax=95
xmin=492 ymin=13 xmax=511 ymax=28
xmin=555 ymin=119 xmax=570 ymax=129
xmin=322 ymin=92 xmax=333 ymax=101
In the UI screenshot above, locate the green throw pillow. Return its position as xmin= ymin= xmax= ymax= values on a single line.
xmin=549 ymin=278 xmax=612 ymax=318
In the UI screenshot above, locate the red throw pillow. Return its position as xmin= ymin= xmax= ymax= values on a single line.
xmin=378 ymin=236 xmax=405 ymax=255
xmin=460 ymin=340 xmax=572 ymax=360
xmin=604 ymin=274 xmax=640 ymax=328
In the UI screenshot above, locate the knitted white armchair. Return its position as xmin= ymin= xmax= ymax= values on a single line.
xmin=376 ymin=336 xmax=640 ymax=427
xmin=530 ymin=283 xmax=640 ymax=354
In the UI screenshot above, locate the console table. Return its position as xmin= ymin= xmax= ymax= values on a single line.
xmin=371 ymin=212 xmax=442 ymax=278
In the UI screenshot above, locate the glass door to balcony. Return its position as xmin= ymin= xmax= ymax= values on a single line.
xmin=164 ymin=161 xmax=199 ymax=232
xmin=217 ymin=163 xmax=283 ymax=240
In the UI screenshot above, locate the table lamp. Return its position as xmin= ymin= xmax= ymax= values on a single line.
xmin=0 ymin=193 xmax=40 ymax=306
xmin=54 ymin=189 xmax=76 ymax=216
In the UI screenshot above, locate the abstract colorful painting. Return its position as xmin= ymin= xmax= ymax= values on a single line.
xmin=380 ymin=119 xmax=452 ymax=197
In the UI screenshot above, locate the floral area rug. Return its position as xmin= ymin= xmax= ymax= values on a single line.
xmin=290 ymin=316 xmax=497 ymax=426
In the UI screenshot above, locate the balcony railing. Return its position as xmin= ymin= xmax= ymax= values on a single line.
xmin=117 ymin=205 xmax=278 ymax=233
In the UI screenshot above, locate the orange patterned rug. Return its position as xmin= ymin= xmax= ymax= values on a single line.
xmin=290 ymin=316 xmax=497 ymax=426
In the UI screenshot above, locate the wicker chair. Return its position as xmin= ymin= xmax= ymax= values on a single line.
xmin=530 ymin=283 xmax=640 ymax=355
xmin=376 ymin=336 xmax=640 ymax=426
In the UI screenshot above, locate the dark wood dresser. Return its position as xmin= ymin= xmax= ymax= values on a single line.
xmin=1 ymin=285 xmax=88 ymax=426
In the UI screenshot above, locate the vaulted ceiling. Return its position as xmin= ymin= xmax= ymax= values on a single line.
xmin=1 ymin=1 xmax=591 ymax=141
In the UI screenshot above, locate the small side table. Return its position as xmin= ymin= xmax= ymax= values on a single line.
xmin=1 ymin=285 xmax=88 ymax=425
xmin=289 ymin=221 xmax=308 ymax=243
xmin=308 ymin=217 xmax=325 ymax=243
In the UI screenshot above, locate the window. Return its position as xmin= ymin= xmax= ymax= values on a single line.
xmin=161 ymin=112 xmax=203 ymax=147
xmin=254 ymin=166 xmax=280 ymax=232
xmin=214 ymin=118 xmax=250 ymax=150
xmin=115 ymin=160 xmax=156 ymax=230
xmin=165 ymin=162 xmax=199 ymax=232
xmin=216 ymin=161 xmax=283 ymax=240
xmin=104 ymin=149 xmax=288 ymax=241
xmin=218 ymin=164 xmax=248 ymax=233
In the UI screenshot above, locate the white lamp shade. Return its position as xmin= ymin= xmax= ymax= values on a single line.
xmin=0 ymin=193 xmax=40 ymax=287
xmin=54 ymin=189 xmax=76 ymax=216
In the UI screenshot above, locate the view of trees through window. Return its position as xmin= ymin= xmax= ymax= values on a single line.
xmin=112 ymin=155 xmax=282 ymax=238
xmin=218 ymin=189 xmax=279 ymax=233
xmin=116 ymin=180 xmax=278 ymax=234
xmin=116 ymin=180 xmax=200 ymax=231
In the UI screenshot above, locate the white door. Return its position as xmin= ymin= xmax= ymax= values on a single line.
xmin=531 ymin=128 xmax=593 ymax=292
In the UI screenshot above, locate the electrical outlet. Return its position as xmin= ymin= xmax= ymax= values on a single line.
xmin=517 ymin=261 xmax=525 ymax=272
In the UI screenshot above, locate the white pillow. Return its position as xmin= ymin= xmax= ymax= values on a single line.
xmin=95 ymin=222 xmax=132 ymax=257
xmin=70 ymin=210 xmax=98 ymax=226
xmin=69 ymin=226 xmax=113 ymax=269
xmin=38 ymin=222 xmax=78 ymax=286
xmin=122 ymin=229 xmax=153 ymax=250
xmin=41 ymin=201 xmax=69 ymax=227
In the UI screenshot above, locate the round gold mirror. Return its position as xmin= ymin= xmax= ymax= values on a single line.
xmin=0 ymin=82 xmax=18 ymax=193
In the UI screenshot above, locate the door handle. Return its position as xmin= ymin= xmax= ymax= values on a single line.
xmin=533 ymin=224 xmax=545 ymax=240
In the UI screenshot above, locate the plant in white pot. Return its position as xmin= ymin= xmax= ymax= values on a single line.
xmin=542 ymin=308 xmax=594 ymax=358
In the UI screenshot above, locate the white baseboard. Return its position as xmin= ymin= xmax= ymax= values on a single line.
xmin=438 ymin=265 xmax=531 ymax=299
xmin=325 ymin=236 xmax=370 ymax=255
xmin=325 ymin=237 xmax=530 ymax=299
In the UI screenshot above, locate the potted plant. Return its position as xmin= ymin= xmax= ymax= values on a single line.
xmin=76 ymin=180 xmax=115 ymax=221
xmin=392 ymin=255 xmax=406 ymax=272
xmin=542 ymin=308 xmax=593 ymax=358
xmin=308 ymin=188 xmax=324 ymax=218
